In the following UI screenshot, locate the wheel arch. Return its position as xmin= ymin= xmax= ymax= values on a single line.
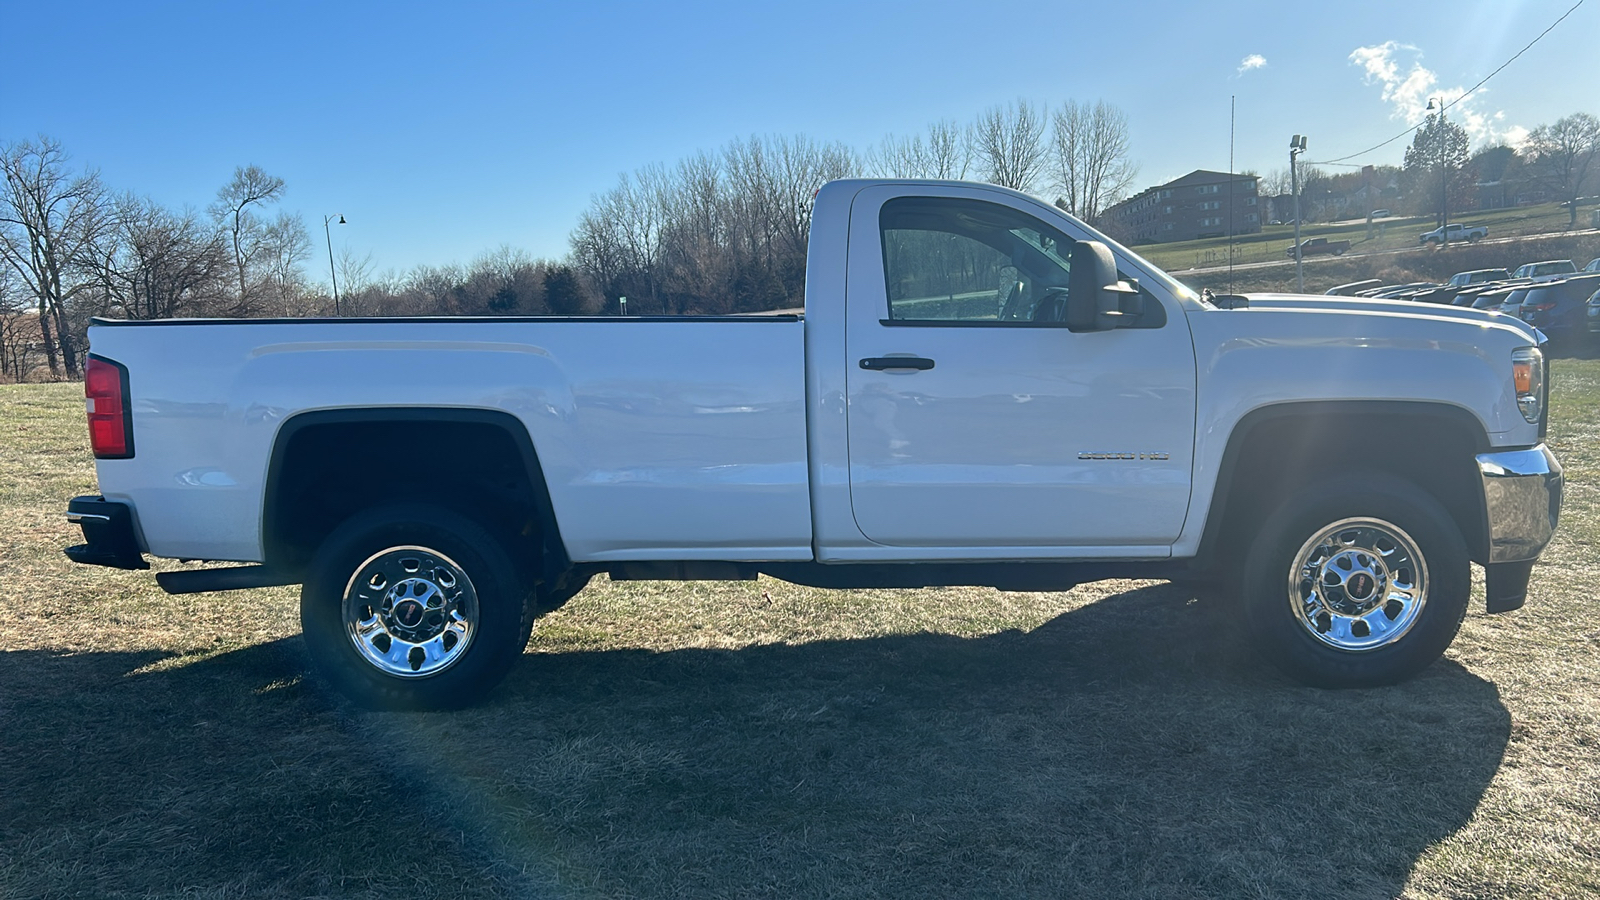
xmin=261 ymin=407 xmax=571 ymax=585
xmin=1195 ymin=400 xmax=1493 ymax=574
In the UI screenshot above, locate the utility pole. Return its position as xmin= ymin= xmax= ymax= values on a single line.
xmin=1290 ymin=135 xmax=1307 ymax=293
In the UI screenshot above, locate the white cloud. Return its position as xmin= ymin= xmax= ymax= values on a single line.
xmin=1500 ymin=124 xmax=1531 ymax=149
xmin=1348 ymin=42 xmax=1525 ymax=147
xmin=1237 ymin=54 xmax=1267 ymax=75
xmin=1350 ymin=42 xmax=1435 ymax=123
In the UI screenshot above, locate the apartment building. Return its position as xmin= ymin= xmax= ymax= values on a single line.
xmin=1101 ymin=170 xmax=1261 ymax=243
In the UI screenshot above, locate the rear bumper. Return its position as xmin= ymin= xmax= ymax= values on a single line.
xmin=63 ymin=495 xmax=148 ymax=570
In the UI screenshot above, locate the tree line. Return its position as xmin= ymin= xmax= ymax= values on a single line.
xmin=0 ymin=140 xmax=316 ymax=379
xmin=568 ymin=100 xmax=1136 ymax=316
xmin=5 ymin=102 xmax=1595 ymax=381
xmin=0 ymin=138 xmax=598 ymax=380
xmin=0 ymin=99 xmax=1138 ymax=380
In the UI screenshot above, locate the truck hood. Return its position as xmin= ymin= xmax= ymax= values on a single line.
xmin=1185 ymin=290 xmax=1546 ymax=445
xmin=1239 ymin=292 xmax=1544 ymax=343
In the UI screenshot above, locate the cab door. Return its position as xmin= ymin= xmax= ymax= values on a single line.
xmin=843 ymin=185 xmax=1196 ymax=550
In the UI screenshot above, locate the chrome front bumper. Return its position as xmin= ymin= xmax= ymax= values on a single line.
xmin=1477 ymin=445 xmax=1563 ymax=564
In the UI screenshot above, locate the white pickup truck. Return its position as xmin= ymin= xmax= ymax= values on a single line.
xmin=66 ymin=179 xmax=1563 ymax=709
xmin=1420 ymin=223 xmax=1488 ymax=245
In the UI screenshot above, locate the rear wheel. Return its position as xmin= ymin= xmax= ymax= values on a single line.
xmin=301 ymin=505 xmax=528 ymax=709
xmin=1243 ymin=474 xmax=1469 ymax=687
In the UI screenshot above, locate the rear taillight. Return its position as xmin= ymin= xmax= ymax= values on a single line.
xmin=1530 ymin=302 xmax=1557 ymax=312
xmin=85 ymin=355 xmax=133 ymax=459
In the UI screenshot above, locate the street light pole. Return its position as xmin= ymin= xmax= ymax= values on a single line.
xmin=323 ymin=214 xmax=345 ymax=315
xmin=1289 ymin=134 xmax=1307 ymax=293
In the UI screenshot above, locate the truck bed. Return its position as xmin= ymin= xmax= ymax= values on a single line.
xmin=85 ymin=316 xmax=813 ymax=563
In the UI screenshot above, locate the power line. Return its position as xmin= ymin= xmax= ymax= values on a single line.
xmin=1306 ymin=0 xmax=1585 ymax=166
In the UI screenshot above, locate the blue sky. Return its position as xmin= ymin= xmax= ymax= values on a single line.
xmin=2 ymin=1 xmax=1593 ymax=277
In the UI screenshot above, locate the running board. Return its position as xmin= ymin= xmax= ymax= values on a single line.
xmin=156 ymin=565 xmax=301 ymax=595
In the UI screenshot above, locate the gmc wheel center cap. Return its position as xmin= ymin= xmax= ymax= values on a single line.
xmin=1346 ymin=572 xmax=1376 ymax=601
xmin=1321 ymin=550 xmax=1388 ymax=612
xmin=394 ymin=599 xmax=425 ymax=627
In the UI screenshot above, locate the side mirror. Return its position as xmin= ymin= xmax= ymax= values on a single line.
xmin=1066 ymin=240 xmax=1142 ymax=333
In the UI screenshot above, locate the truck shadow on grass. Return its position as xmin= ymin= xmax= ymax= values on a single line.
xmin=1 ymin=582 xmax=1509 ymax=899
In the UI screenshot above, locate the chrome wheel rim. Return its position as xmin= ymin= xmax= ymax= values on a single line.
xmin=1287 ymin=517 xmax=1428 ymax=652
xmin=343 ymin=545 xmax=478 ymax=678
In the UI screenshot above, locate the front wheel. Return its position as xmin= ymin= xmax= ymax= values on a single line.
xmin=300 ymin=505 xmax=529 ymax=709
xmin=1243 ymin=474 xmax=1469 ymax=687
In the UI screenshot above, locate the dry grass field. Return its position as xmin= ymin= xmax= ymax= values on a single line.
xmin=2 ymin=362 xmax=1598 ymax=899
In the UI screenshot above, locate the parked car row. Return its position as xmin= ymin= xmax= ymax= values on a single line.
xmin=1447 ymin=268 xmax=1510 ymax=287
xmin=1324 ymin=256 xmax=1600 ymax=343
xmin=1517 ymin=275 xmax=1600 ymax=334
xmin=1514 ymin=259 xmax=1580 ymax=280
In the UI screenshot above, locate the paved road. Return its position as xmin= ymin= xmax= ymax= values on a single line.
xmin=1172 ymin=227 xmax=1600 ymax=277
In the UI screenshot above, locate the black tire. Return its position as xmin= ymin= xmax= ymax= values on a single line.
xmin=300 ymin=504 xmax=528 ymax=710
xmin=1242 ymin=473 xmax=1469 ymax=688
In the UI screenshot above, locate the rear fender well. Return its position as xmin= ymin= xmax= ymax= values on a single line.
xmin=261 ymin=407 xmax=569 ymax=582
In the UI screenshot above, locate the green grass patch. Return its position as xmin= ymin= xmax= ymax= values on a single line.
xmin=1138 ymin=201 xmax=1596 ymax=274
xmin=3 ymin=371 xmax=1599 ymax=898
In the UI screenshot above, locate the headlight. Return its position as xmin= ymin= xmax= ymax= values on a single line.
xmin=1512 ymin=347 xmax=1544 ymax=424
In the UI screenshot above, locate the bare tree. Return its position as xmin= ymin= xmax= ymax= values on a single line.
xmin=0 ymin=136 xmax=106 ymax=377
xmin=259 ymin=211 xmax=312 ymax=315
xmin=397 ymin=263 xmax=464 ymax=316
xmin=662 ymin=150 xmax=731 ymax=313
xmin=334 ymin=245 xmax=377 ymax=313
xmin=1258 ymin=168 xmax=1295 ymax=198
xmin=573 ymin=134 xmax=854 ymax=316
xmin=1050 ymin=100 xmax=1138 ymax=223
xmin=0 ymin=266 xmax=41 ymax=382
xmin=1524 ymin=112 xmax=1600 ymax=229
xmin=211 ymin=165 xmax=286 ymax=311
xmin=570 ymin=203 xmax=627 ymax=310
xmin=586 ymin=164 xmax=671 ymax=313
xmin=88 ymin=194 xmax=228 ymax=320
xmin=871 ymin=121 xmax=972 ymax=180
xmin=972 ymin=100 xmax=1048 ymax=193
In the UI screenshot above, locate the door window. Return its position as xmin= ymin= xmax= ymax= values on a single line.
xmin=880 ymin=197 xmax=1075 ymax=323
